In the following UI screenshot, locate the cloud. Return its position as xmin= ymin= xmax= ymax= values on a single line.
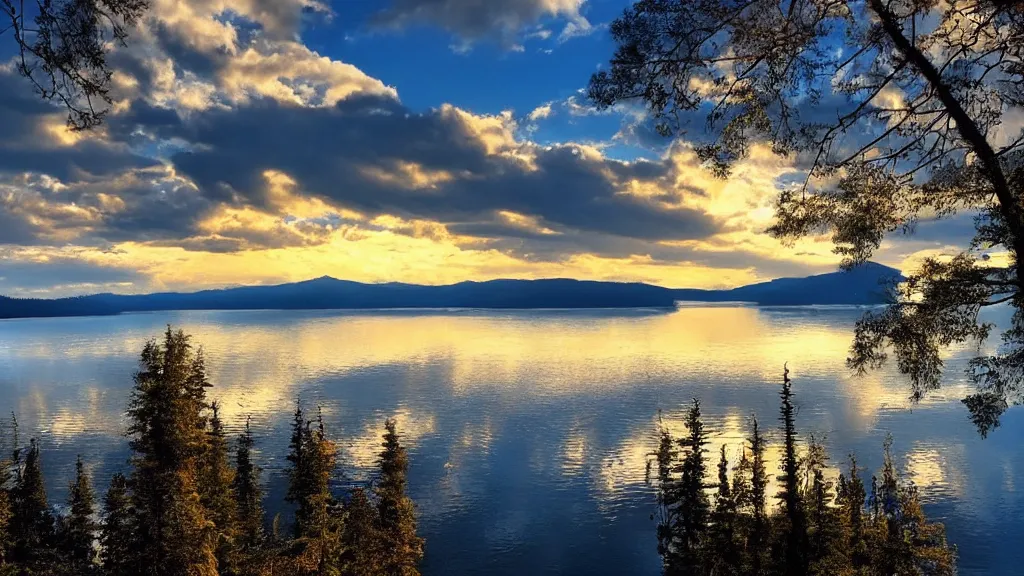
xmin=0 ymin=248 xmax=144 ymax=296
xmin=528 ymin=103 xmax=554 ymax=122
xmin=370 ymin=0 xmax=592 ymax=50
xmin=136 ymin=94 xmax=723 ymax=248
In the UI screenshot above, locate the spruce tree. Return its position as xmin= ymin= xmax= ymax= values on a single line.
xmin=650 ymin=416 xmax=680 ymax=568
xmin=802 ymin=439 xmax=850 ymax=576
xmin=340 ymin=488 xmax=382 ymax=576
xmin=125 ymin=327 xmax=218 ymax=576
xmin=286 ymin=403 xmax=308 ymax=538
xmin=706 ymin=445 xmax=740 ymax=576
xmin=62 ymin=456 xmax=98 ymax=574
xmin=100 ymin=473 xmax=136 ymax=576
xmin=670 ymin=399 xmax=709 ymax=576
xmin=201 ymin=402 xmax=239 ymax=575
xmin=747 ymin=417 xmax=770 ymax=576
xmin=376 ymin=419 xmax=423 ymax=576
xmin=836 ymin=457 xmax=868 ymax=570
xmin=233 ymin=417 xmax=265 ymax=552
xmin=10 ymin=438 xmax=54 ymax=572
xmin=286 ymin=408 xmax=342 ymax=575
xmin=777 ymin=367 xmax=807 ymax=575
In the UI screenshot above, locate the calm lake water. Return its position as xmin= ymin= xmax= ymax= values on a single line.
xmin=0 ymin=306 xmax=1021 ymax=575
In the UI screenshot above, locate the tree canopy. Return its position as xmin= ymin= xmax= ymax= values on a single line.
xmin=1 ymin=0 xmax=149 ymax=130
xmin=589 ymin=0 xmax=1024 ymax=435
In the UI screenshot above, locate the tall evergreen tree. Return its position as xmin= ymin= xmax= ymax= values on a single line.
xmin=668 ymin=399 xmax=710 ymax=576
xmin=340 ymin=488 xmax=382 ymax=576
xmin=747 ymin=417 xmax=770 ymax=576
xmin=10 ymin=438 xmax=54 ymax=572
xmin=125 ymin=327 xmax=218 ymax=576
xmin=286 ymin=402 xmax=308 ymax=538
xmin=201 ymin=402 xmax=239 ymax=575
xmin=706 ymin=445 xmax=741 ymax=576
xmin=777 ymin=367 xmax=807 ymax=575
xmin=61 ymin=456 xmax=98 ymax=574
xmin=286 ymin=408 xmax=342 ymax=575
xmin=233 ymin=417 xmax=265 ymax=552
xmin=836 ymin=457 xmax=868 ymax=570
xmin=100 ymin=473 xmax=136 ymax=576
xmin=376 ymin=419 xmax=423 ymax=576
xmin=650 ymin=415 xmax=681 ymax=568
xmin=802 ymin=439 xmax=850 ymax=576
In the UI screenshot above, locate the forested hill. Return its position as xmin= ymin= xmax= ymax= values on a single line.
xmin=0 ymin=262 xmax=903 ymax=319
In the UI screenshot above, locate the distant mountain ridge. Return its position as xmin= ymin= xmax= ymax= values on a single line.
xmin=0 ymin=262 xmax=904 ymax=319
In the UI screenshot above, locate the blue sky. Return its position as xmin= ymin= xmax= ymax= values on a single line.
xmin=0 ymin=0 xmax=979 ymax=296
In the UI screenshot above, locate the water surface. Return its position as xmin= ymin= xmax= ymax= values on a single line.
xmin=0 ymin=306 xmax=1020 ymax=575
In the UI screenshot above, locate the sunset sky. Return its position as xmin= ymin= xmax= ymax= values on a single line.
xmin=0 ymin=0 xmax=980 ymax=297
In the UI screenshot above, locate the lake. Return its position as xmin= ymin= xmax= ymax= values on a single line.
xmin=0 ymin=306 xmax=1021 ymax=575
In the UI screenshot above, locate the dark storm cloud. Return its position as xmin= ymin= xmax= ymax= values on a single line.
xmin=144 ymin=93 xmax=721 ymax=243
xmin=370 ymin=0 xmax=585 ymax=47
xmin=0 ymin=71 xmax=158 ymax=181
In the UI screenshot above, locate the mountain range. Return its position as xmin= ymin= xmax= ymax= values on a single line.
xmin=0 ymin=262 xmax=903 ymax=319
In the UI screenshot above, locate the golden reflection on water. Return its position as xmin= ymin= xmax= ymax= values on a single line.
xmin=3 ymin=307 xmax=966 ymax=448
xmin=2 ymin=306 xmax=1019 ymax=575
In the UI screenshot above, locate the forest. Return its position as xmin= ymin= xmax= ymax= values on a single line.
xmin=647 ymin=369 xmax=956 ymax=576
xmin=0 ymin=328 xmax=423 ymax=576
xmin=0 ymin=329 xmax=957 ymax=576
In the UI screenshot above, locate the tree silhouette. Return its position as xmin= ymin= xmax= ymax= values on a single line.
xmin=100 ymin=472 xmax=136 ymax=576
xmin=60 ymin=456 xmax=98 ymax=574
xmin=776 ymin=366 xmax=806 ymax=575
xmin=10 ymin=437 xmax=54 ymax=571
xmin=1 ymin=0 xmax=149 ymax=129
xmin=232 ymin=416 xmax=265 ymax=562
xmin=589 ymin=0 xmax=1024 ymax=434
xmin=645 ymin=372 xmax=957 ymax=575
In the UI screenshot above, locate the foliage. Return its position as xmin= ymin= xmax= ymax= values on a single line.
xmin=590 ymin=0 xmax=1024 ymax=435
xmin=0 ymin=0 xmax=149 ymax=129
xmin=59 ymin=456 xmax=99 ymax=575
xmin=2 ymin=327 xmax=427 ymax=576
xmin=375 ymin=419 xmax=424 ymax=576
xmin=647 ymin=370 xmax=957 ymax=576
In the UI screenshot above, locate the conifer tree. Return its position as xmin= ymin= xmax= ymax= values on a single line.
xmin=777 ymin=367 xmax=807 ymax=575
xmin=100 ymin=473 xmax=136 ymax=576
xmin=10 ymin=438 xmax=54 ymax=572
xmin=340 ymin=488 xmax=382 ymax=576
xmin=669 ymin=399 xmax=709 ymax=576
xmin=286 ymin=408 xmax=342 ymax=575
xmin=836 ymin=457 xmax=868 ymax=570
xmin=61 ymin=456 xmax=98 ymax=574
xmin=201 ymin=402 xmax=239 ymax=575
xmin=874 ymin=435 xmax=957 ymax=576
xmin=286 ymin=403 xmax=308 ymax=538
xmin=747 ymin=417 xmax=770 ymax=576
xmin=706 ymin=445 xmax=741 ymax=576
xmin=802 ymin=439 xmax=850 ymax=576
xmin=233 ymin=417 xmax=265 ymax=553
xmin=376 ymin=419 xmax=423 ymax=576
xmin=650 ymin=416 xmax=680 ymax=568
xmin=125 ymin=327 xmax=218 ymax=576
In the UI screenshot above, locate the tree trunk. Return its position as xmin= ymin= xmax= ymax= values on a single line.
xmin=869 ymin=0 xmax=1024 ymax=286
